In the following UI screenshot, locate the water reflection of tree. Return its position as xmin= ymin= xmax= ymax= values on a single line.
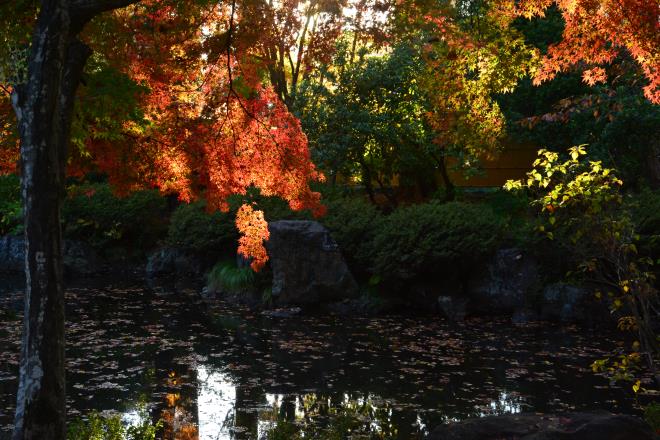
xmin=262 ymin=392 xmax=417 ymax=439
xmin=160 ymin=368 xmax=199 ymax=440
xmin=233 ymin=385 xmax=260 ymax=439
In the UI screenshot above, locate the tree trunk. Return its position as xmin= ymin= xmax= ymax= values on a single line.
xmin=10 ymin=0 xmax=139 ymax=437
xmin=373 ymin=172 xmax=397 ymax=208
xmin=432 ymin=153 xmax=455 ymax=201
xmin=11 ymin=3 xmax=90 ymax=438
xmin=415 ymin=171 xmax=439 ymax=200
xmin=359 ymin=160 xmax=377 ymax=204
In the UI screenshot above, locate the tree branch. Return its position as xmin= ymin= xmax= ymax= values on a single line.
xmin=71 ymin=0 xmax=141 ymax=13
xmin=57 ymin=38 xmax=92 ymax=178
xmin=70 ymin=0 xmax=141 ymax=26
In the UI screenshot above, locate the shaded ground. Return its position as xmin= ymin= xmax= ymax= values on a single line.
xmin=0 ymin=276 xmax=652 ymax=439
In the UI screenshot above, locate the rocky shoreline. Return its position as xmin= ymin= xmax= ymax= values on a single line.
xmin=1 ymin=223 xmax=655 ymax=438
xmin=1 ymin=220 xmax=616 ymax=325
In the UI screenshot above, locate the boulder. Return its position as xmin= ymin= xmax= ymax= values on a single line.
xmin=437 ymin=295 xmax=468 ymax=322
xmin=145 ymin=247 xmax=202 ymax=278
xmin=428 ymin=411 xmax=656 ymax=440
xmin=467 ymin=248 xmax=539 ymax=314
xmin=267 ymin=220 xmax=358 ymax=305
xmin=200 ymin=286 xmax=216 ymax=300
xmin=63 ymin=240 xmax=100 ymax=276
xmin=541 ymin=283 xmax=588 ymax=322
xmin=1 ymin=235 xmax=100 ymax=276
xmin=0 ymin=235 xmax=24 ymax=272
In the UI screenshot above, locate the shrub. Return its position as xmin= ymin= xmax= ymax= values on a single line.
xmin=484 ymin=189 xmax=530 ymax=219
xmin=207 ymin=260 xmax=255 ymax=293
xmin=67 ymin=407 xmax=161 ymax=440
xmin=166 ymin=201 xmax=237 ymax=256
xmin=0 ymin=174 xmax=22 ymax=235
xmin=267 ymin=421 xmax=301 ymax=440
xmin=226 ymin=190 xmax=316 ymax=223
xmin=506 ymin=147 xmax=659 ymax=384
xmin=370 ymin=201 xmax=504 ymax=282
xmin=253 ymin=197 xmax=312 ymax=222
xmin=320 ymin=197 xmax=383 ymax=276
xmin=644 ymin=402 xmax=660 ymax=434
xmin=62 ymin=183 xmax=167 ymax=255
xmin=628 ymin=188 xmax=660 ymax=263
xmin=483 ymin=188 xmax=539 ymax=250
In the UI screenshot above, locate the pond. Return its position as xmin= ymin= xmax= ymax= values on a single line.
xmin=0 ymin=276 xmax=644 ymax=439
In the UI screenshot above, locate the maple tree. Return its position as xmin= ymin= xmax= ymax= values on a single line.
xmin=502 ymin=0 xmax=660 ymax=103
xmin=247 ymin=0 xmax=345 ymax=109
xmin=0 ymin=0 xmax=325 ymax=437
xmin=420 ymin=0 xmax=539 ymax=198
xmin=497 ymin=4 xmax=660 ymax=188
xmin=217 ymin=0 xmax=390 ymax=111
xmin=1 ymin=0 xmax=658 ymax=436
xmin=2 ymin=0 xmax=326 ymax=266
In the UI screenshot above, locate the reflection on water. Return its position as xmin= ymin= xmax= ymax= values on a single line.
xmin=483 ymin=391 xmax=523 ymax=416
xmin=119 ymin=379 xmax=528 ymax=440
xmin=0 ymin=277 xmax=646 ymax=439
xmin=184 ymin=371 xmax=526 ymax=439
xmin=197 ymin=366 xmax=235 ymax=440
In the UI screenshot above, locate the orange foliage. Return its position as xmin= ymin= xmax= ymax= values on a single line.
xmin=162 ymin=388 xmax=198 ymax=440
xmin=1 ymin=1 xmax=327 ymax=267
xmin=94 ymin=2 xmax=325 ymax=269
xmin=504 ymin=0 xmax=660 ymax=103
xmin=235 ymin=204 xmax=270 ymax=271
xmin=0 ymin=88 xmax=18 ymax=174
xmin=0 ymin=0 xmax=325 ymax=268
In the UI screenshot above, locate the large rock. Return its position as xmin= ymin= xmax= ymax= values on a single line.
xmin=145 ymin=247 xmax=203 ymax=278
xmin=0 ymin=235 xmax=24 ymax=272
xmin=437 ymin=295 xmax=468 ymax=322
xmin=1 ymin=235 xmax=99 ymax=276
xmin=267 ymin=220 xmax=358 ymax=305
xmin=63 ymin=240 xmax=100 ymax=276
xmin=540 ymin=282 xmax=614 ymax=324
xmin=541 ymin=283 xmax=587 ymax=322
xmin=467 ymin=248 xmax=539 ymax=314
xmin=428 ymin=411 xmax=656 ymax=440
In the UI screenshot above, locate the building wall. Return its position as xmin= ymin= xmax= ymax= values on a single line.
xmin=447 ymin=141 xmax=539 ymax=188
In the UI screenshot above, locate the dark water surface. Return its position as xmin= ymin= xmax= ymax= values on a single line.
xmin=0 ymin=276 xmax=646 ymax=439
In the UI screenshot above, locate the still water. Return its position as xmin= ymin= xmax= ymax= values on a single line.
xmin=0 ymin=276 xmax=643 ymax=439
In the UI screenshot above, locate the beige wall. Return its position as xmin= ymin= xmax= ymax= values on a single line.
xmin=447 ymin=142 xmax=539 ymax=187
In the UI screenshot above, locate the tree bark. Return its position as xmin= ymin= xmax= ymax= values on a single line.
xmin=11 ymin=3 xmax=88 ymax=438
xmin=431 ymin=153 xmax=455 ymax=201
xmin=359 ymin=159 xmax=377 ymax=204
xmin=10 ymin=1 xmax=138 ymax=438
